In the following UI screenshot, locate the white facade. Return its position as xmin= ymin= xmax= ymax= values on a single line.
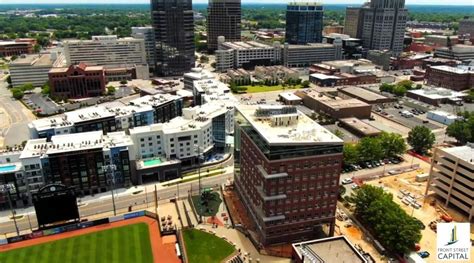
xmin=64 ymin=35 xmax=147 ymax=67
xmin=129 ymin=115 xmax=213 ymax=161
xmin=216 ymin=38 xmax=281 ymax=71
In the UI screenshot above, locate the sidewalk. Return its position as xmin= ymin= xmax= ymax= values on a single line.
xmin=0 ymin=165 xmax=234 ymax=223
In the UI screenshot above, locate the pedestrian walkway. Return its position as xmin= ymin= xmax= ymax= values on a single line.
xmin=183 ymin=199 xmax=198 ymax=227
xmin=176 ymin=200 xmax=189 ymax=228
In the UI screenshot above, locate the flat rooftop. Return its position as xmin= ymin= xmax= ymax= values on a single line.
xmin=237 ymin=105 xmax=343 ymax=146
xmin=279 ymin=92 xmax=302 ymax=101
xmin=287 ymin=43 xmax=334 ymax=49
xmin=430 ymin=65 xmax=474 ymax=74
xmin=340 ymin=86 xmax=388 ymax=102
xmin=340 ymin=117 xmax=381 ymax=136
xmin=322 ymin=59 xmax=373 ymax=69
xmin=442 ymin=145 xmax=474 ymax=164
xmin=11 ymin=54 xmax=54 ymax=66
xmin=293 ymin=236 xmax=368 ymax=263
xmin=407 ymin=87 xmax=467 ymax=100
xmin=304 ymin=90 xmax=370 ymax=109
xmin=221 ymin=41 xmax=274 ymax=50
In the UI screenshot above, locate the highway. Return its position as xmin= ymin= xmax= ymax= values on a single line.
xmin=0 ymin=173 xmax=231 ymax=236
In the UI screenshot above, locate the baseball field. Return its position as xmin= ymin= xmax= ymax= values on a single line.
xmin=0 ymin=217 xmax=181 ymax=263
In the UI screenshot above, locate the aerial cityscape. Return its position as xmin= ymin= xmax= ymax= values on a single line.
xmin=0 ymin=0 xmax=473 ymax=262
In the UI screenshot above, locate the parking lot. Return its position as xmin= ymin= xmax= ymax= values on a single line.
xmin=376 ymin=104 xmax=442 ymax=130
xmin=23 ymin=92 xmax=61 ymax=115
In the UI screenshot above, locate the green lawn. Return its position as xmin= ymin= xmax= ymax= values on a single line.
xmin=240 ymin=84 xmax=302 ymax=93
xmin=183 ymin=229 xmax=235 ymax=263
xmin=0 ymin=223 xmax=153 ymax=263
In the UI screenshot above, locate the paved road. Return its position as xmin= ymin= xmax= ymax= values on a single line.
xmin=0 ymin=80 xmax=37 ymax=147
xmin=0 ymin=173 xmax=230 ymax=235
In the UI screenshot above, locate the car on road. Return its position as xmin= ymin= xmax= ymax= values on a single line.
xmin=341 ymin=178 xmax=353 ymax=185
xmin=418 ymin=251 xmax=430 ymax=258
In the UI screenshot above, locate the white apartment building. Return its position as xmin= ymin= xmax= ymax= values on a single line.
xmin=9 ymin=52 xmax=64 ymax=88
xmin=183 ymin=68 xmax=215 ymax=90
xmin=64 ymin=35 xmax=147 ymax=67
xmin=216 ymin=36 xmax=282 ymax=71
xmin=129 ymin=113 xmax=214 ymax=162
xmin=427 ymin=145 xmax=474 ymax=221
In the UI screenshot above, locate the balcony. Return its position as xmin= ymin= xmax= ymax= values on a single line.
xmin=256 ymin=165 xmax=288 ymax=180
xmin=256 ymin=186 xmax=287 ymax=202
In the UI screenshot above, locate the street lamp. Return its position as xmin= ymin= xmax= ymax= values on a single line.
xmin=194 ymin=144 xmax=204 ymax=223
xmin=0 ymin=183 xmax=20 ymax=236
xmin=102 ymin=165 xmax=117 ymax=216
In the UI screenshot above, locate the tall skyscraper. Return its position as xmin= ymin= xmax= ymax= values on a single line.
xmin=344 ymin=6 xmax=365 ymax=38
xmin=285 ymin=2 xmax=324 ymax=45
xmin=346 ymin=0 xmax=407 ymax=56
xmin=207 ymin=0 xmax=241 ymax=51
xmin=151 ymin=0 xmax=195 ymax=76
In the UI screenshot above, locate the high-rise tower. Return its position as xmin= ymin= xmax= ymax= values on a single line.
xmin=151 ymin=0 xmax=195 ymax=76
xmin=207 ymin=0 xmax=241 ymax=52
xmin=285 ymin=2 xmax=324 ymax=45
xmin=345 ymin=0 xmax=407 ymax=56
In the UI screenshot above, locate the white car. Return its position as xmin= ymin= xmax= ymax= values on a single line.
xmin=342 ymin=178 xmax=353 ymax=185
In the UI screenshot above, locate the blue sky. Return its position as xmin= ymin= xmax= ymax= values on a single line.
xmin=0 ymin=0 xmax=473 ymax=5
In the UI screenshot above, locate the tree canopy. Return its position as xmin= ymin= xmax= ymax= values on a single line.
xmin=407 ymin=126 xmax=435 ymax=155
xmin=350 ymin=185 xmax=422 ymax=254
xmin=343 ymin=132 xmax=406 ymax=164
xmin=446 ymin=111 xmax=474 ymax=144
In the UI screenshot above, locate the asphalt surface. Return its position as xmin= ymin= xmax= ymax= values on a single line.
xmin=24 ymin=93 xmax=59 ymax=115
xmin=0 ymin=80 xmax=37 ymax=147
xmin=0 ymin=173 xmax=230 ymax=235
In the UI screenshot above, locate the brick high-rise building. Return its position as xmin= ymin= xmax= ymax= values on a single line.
xmin=48 ymin=63 xmax=106 ymax=99
xmin=234 ymin=105 xmax=343 ymax=245
xmin=285 ymin=2 xmax=324 ymax=44
xmin=207 ymin=0 xmax=241 ymax=51
xmin=151 ymin=0 xmax=195 ymax=76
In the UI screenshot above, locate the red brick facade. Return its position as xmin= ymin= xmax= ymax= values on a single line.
xmin=236 ymin=131 xmax=342 ymax=245
xmin=0 ymin=42 xmax=33 ymax=57
xmin=49 ymin=63 xmax=106 ymax=99
xmin=425 ymin=66 xmax=473 ymax=91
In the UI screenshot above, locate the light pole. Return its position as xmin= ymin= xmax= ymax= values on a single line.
xmin=194 ymin=144 xmax=204 ymax=223
xmin=102 ymin=165 xmax=117 ymax=216
xmin=0 ymin=183 xmax=19 ymax=236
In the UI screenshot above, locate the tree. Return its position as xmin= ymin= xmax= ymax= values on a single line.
xmin=41 ymin=83 xmax=50 ymax=95
xmin=11 ymin=88 xmax=24 ymax=100
xmin=301 ymin=80 xmax=310 ymax=88
xmin=379 ymin=132 xmax=407 ymax=158
xmin=357 ymin=137 xmax=384 ymax=161
xmin=119 ymin=80 xmax=128 ymax=85
xmin=446 ymin=112 xmax=474 ymax=144
xmin=407 ymin=126 xmax=435 ymax=155
xmin=392 ymin=85 xmax=407 ymax=96
xmin=464 ymin=89 xmax=474 ymax=103
xmin=33 ymin=44 xmax=41 ymax=53
xmin=397 ymin=80 xmax=414 ymax=90
xmin=19 ymin=83 xmax=34 ymax=91
xmin=343 ymin=143 xmax=359 ymax=165
xmin=379 ymin=83 xmax=394 ymax=93
xmin=199 ymin=55 xmax=209 ymax=63
xmin=350 ymin=185 xmax=422 ymax=254
xmin=415 ymin=84 xmax=422 ymax=89
xmin=107 ymin=85 xmax=116 ymax=95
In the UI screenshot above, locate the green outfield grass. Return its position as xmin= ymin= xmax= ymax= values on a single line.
xmin=183 ymin=229 xmax=235 ymax=263
xmin=0 ymin=223 xmax=153 ymax=263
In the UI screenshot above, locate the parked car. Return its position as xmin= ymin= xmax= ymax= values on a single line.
xmin=342 ymin=178 xmax=353 ymax=185
xmin=351 ymin=184 xmax=359 ymax=190
xmin=418 ymin=251 xmax=430 ymax=258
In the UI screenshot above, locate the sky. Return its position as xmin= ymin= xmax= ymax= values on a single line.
xmin=0 ymin=0 xmax=473 ymax=5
